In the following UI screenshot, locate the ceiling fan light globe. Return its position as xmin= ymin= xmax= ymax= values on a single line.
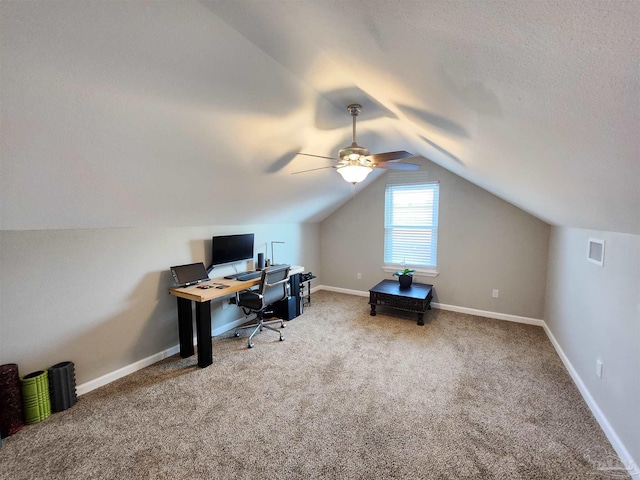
xmin=337 ymin=165 xmax=372 ymax=184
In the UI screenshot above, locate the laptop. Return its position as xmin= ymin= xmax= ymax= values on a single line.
xmin=170 ymin=262 xmax=210 ymax=287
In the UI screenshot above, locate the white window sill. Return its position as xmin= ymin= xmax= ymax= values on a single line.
xmin=382 ymin=266 xmax=439 ymax=278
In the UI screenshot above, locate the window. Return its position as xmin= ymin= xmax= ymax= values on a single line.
xmin=384 ymin=178 xmax=439 ymax=274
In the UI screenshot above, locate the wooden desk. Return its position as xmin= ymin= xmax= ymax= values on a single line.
xmin=169 ymin=266 xmax=304 ymax=367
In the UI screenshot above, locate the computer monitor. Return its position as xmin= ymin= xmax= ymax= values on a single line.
xmin=211 ymin=233 xmax=254 ymax=267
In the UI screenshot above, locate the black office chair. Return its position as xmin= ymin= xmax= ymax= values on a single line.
xmin=234 ymin=264 xmax=291 ymax=348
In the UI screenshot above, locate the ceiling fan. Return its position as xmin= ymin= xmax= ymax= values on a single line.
xmin=294 ymin=104 xmax=420 ymax=184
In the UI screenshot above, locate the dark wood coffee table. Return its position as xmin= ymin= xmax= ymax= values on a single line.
xmin=369 ymin=280 xmax=434 ymax=326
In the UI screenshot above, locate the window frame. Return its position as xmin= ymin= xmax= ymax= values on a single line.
xmin=382 ymin=180 xmax=440 ymax=278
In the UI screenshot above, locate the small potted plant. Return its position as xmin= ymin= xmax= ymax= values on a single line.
xmin=393 ymin=268 xmax=415 ymax=289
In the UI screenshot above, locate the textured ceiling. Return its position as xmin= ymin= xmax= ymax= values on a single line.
xmin=1 ymin=0 xmax=639 ymax=233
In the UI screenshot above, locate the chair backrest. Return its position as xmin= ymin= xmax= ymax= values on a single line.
xmin=258 ymin=264 xmax=291 ymax=307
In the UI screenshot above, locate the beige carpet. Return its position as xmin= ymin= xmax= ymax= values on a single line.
xmin=0 ymin=291 xmax=629 ymax=479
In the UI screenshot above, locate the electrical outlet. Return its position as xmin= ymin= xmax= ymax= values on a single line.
xmin=596 ymin=359 xmax=603 ymax=379
xmin=492 ymin=289 xmax=499 ymax=298
xmin=357 ymin=273 xmax=362 ymax=280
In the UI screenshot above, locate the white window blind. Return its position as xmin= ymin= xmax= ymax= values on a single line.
xmin=384 ymin=178 xmax=439 ymax=268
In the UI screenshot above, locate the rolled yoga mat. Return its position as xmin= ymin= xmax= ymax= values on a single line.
xmin=48 ymin=361 xmax=77 ymax=412
xmin=0 ymin=364 xmax=25 ymax=438
xmin=21 ymin=370 xmax=51 ymax=424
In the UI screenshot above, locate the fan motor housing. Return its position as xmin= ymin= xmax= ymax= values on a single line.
xmin=339 ymin=143 xmax=370 ymax=162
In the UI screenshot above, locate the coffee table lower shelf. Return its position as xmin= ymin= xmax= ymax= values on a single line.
xmin=369 ymin=280 xmax=434 ymax=326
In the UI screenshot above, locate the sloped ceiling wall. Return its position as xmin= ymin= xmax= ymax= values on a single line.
xmin=2 ymin=1 xmax=638 ymax=233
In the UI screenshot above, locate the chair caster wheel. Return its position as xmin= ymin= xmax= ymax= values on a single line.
xmin=248 ymin=342 xmax=254 ymax=348
xmin=279 ymin=336 xmax=285 ymax=341
xmin=281 ymin=323 xmax=286 ymax=328
xmin=235 ymin=332 xmax=240 ymax=337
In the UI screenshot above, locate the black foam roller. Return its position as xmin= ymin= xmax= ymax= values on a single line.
xmin=47 ymin=361 xmax=77 ymax=413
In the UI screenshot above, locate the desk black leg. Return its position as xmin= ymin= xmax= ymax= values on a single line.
xmin=177 ymin=297 xmax=194 ymax=358
xmin=195 ymin=300 xmax=213 ymax=368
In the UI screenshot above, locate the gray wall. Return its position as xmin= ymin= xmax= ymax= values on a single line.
xmin=320 ymin=159 xmax=550 ymax=319
xmin=0 ymin=223 xmax=320 ymax=386
xmin=545 ymin=227 xmax=639 ymax=464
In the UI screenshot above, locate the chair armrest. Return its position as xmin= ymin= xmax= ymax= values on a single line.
xmin=264 ymin=276 xmax=290 ymax=288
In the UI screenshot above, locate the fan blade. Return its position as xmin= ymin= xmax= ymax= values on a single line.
xmin=291 ymin=165 xmax=337 ymax=175
xmin=366 ymin=151 xmax=413 ymax=163
xmin=376 ymin=161 xmax=421 ymax=170
xmin=296 ymin=153 xmax=340 ymax=161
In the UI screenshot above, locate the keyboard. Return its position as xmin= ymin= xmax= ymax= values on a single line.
xmin=223 ymin=271 xmax=249 ymax=279
xmin=236 ymin=271 xmax=262 ymax=281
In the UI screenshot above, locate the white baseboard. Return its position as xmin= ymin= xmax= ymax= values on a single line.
xmin=211 ymin=313 xmax=256 ymax=337
xmin=315 ymin=285 xmax=369 ymax=297
xmin=315 ymin=285 xmax=545 ymax=326
xmin=76 ymin=314 xmax=255 ymax=396
xmin=543 ymin=324 xmax=639 ymax=478
xmin=432 ymin=302 xmax=545 ymax=326
xmin=76 ymin=344 xmax=181 ymax=396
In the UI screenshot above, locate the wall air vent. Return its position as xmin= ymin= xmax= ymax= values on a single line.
xmin=587 ymin=238 xmax=605 ymax=266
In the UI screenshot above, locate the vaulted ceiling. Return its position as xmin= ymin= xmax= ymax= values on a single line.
xmin=2 ymin=1 xmax=638 ymax=233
